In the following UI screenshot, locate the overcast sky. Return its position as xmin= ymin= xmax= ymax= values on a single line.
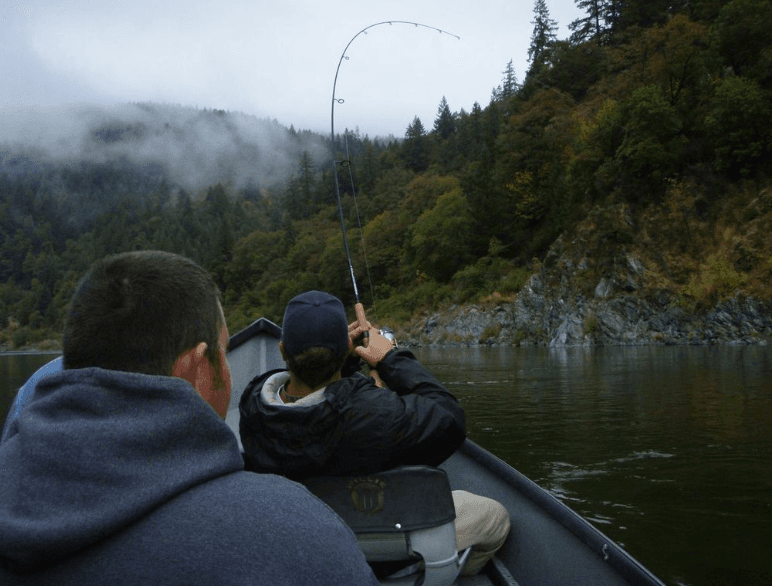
xmin=2 ymin=0 xmax=583 ymax=139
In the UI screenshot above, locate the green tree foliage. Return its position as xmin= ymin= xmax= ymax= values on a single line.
xmin=433 ymin=97 xmax=455 ymax=139
xmin=616 ymin=0 xmax=685 ymax=32
xmin=401 ymin=116 xmax=430 ymax=172
xmin=608 ymin=15 xmax=714 ymax=106
xmin=403 ymin=179 xmax=473 ymax=282
xmin=569 ymin=0 xmax=608 ymax=44
xmin=5 ymin=3 xmax=772 ymax=346
xmin=317 ymin=231 xmax=357 ymax=305
xmin=567 ymin=98 xmax=625 ymax=201
xmin=614 ymin=85 xmax=684 ymax=195
xmin=524 ymin=0 xmax=559 ymax=99
xmin=528 ymin=0 xmax=559 ymax=67
xmin=540 ymin=40 xmax=605 ymax=101
xmin=590 ymin=15 xmax=717 ymax=194
xmin=491 ymin=88 xmax=577 ymax=256
xmin=359 ymin=209 xmax=406 ymax=293
xmin=226 ymin=229 xmax=286 ymax=300
xmin=356 ymin=138 xmax=383 ymax=195
xmin=492 ymin=60 xmax=519 ymax=102
xmin=284 ymin=151 xmax=317 ymax=218
xmin=713 ymin=0 xmax=772 ymax=84
xmin=705 ymin=75 xmax=772 ymax=176
xmin=399 ymin=174 xmax=459 ymax=224
xmin=433 ymin=97 xmax=458 ymax=172
xmin=0 ymin=166 xmax=267 ymax=345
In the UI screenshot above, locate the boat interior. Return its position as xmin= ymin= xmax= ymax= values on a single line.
xmin=224 ymin=319 xmax=660 ymax=586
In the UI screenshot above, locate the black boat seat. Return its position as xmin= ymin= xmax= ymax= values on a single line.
xmin=301 ymin=465 xmax=470 ymax=586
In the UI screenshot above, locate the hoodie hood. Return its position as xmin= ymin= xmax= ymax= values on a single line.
xmin=0 ymin=367 xmax=243 ymax=570
xmin=239 ymin=370 xmax=346 ymax=478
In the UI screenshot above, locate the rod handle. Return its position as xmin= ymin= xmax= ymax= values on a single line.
xmin=354 ymin=302 xmax=369 ymax=345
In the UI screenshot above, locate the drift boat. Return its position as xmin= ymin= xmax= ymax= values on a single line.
xmin=3 ymin=317 xmax=666 ymax=586
xmin=226 ymin=318 xmax=666 ymax=586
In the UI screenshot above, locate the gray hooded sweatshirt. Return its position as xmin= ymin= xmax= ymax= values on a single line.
xmin=0 ymin=367 xmax=377 ymax=585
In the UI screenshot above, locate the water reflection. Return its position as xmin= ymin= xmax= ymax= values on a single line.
xmin=413 ymin=345 xmax=772 ymax=586
xmin=0 ymin=353 xmax=61 ymax=426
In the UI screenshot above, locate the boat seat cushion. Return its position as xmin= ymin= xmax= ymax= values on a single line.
xmin=300 ymin=465 xmax=456 ymax=534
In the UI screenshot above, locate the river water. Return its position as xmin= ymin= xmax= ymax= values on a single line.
xmin=412 ymin=345 xmax=772 ymax=586
xmin=2 ymin=346 xmax=771 ymax=585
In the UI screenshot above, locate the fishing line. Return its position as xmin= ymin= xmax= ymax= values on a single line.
xmin=330 ymin=21 xmax=460 ymax=326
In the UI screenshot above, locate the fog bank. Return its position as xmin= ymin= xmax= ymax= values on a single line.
xmin=0 ymin=102 xmax=329 ymax=190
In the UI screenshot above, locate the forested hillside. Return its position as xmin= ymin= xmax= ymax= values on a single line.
xmin=2 ymin=0 xmax=772 ymax=349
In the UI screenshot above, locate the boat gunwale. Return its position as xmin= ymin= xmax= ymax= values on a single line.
xmin=228 ymin=318 xmax=281 ymax=353
xmin=456 ymin=438 xmax=666 ymax=586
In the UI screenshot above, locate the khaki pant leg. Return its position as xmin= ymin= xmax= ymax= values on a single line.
xmin=452 ymin=490 xmax=511 ymax=576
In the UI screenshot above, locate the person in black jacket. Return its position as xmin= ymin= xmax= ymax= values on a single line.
xmin=239 ymin=290 xmax=510 ymax=576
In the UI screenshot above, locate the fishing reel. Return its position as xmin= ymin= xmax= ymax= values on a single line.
xmin=344 ymin=324 xmax=397 ymax=386
xmin=379 ymin=327 xmax=398 ymax=348
xmin=351 ymin=326 xmax=398 ymax=349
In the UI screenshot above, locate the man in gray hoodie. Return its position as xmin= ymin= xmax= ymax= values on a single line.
xmin=0 ymin=251 xmax=378 ymax=586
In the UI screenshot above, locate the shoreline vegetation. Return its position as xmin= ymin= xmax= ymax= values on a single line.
xmin=3 ymin=3 xmax=772 ymax=353
xmin=6 ymin=211 xmax=772 ymax=352
xmin=5 ymin=296 xmax=770 ymax=353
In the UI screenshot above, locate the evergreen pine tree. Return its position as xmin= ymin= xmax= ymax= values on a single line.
xmin=569 ymin=0 xmax=607 ymax=43
xmin=402 ymin=117 xmax=429 ymax=172
xmin=433 ymin=97 xmax=456 ymax=139
xmin=528 ymin=0 xmax=558 ymax=67
xmin=500 ymin=60 xmax=519 ymax=99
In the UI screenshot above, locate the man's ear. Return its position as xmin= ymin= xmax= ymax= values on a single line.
xmin=172 ymin=342 xmax=209 ymax=388
xmin=279 ymin=341 xmax=287 ymax=362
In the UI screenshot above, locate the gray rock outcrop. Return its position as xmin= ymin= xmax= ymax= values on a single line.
xmin=397 ymin=237 xmax=772 ymax=347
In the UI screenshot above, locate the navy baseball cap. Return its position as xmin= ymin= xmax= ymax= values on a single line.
xmin=281 ymin=290 xmax=349 ymax=358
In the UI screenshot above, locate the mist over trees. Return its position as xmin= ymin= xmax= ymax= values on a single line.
xmin=1 ymin=103 xmax=330 ymax=190
xmin=2 ymin=0 xmax=772 ymax=348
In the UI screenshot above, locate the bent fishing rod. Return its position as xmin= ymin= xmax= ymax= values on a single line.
xmin=329 ymin=21 xmax=459 ymax=337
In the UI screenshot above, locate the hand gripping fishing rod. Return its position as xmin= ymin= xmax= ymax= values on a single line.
xmin=330 ymin=21 xmax=460 ymax=340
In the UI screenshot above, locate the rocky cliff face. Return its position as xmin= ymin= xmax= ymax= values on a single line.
xmin=399 ymin=274 xmax=772 ymax=348
xmin=397 ymin=204 xmax=772 ymax=347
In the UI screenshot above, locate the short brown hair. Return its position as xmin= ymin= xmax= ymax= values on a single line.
xmin=286 ymin=346 xmax=348 ymax=389
xmin=63 ymin=251 xmax=222 ymax=376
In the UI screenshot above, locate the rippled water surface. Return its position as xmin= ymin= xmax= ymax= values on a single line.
xmin=413 ymin=345 xmax=772 ymax=586
xmin=3 ymin=347 xmax=771 ymax=585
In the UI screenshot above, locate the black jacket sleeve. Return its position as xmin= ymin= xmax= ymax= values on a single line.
xmin=323 ymin=349 xmax=466 ymax=474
